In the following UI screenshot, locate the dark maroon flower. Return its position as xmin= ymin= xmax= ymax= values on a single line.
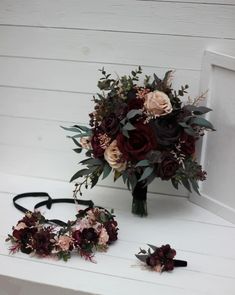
xmin=20 ymin=244 xmax=33 ymax=254
xmin=104 ymin=220 xmax=118 ymax=243
xmin=146 ymin=255 xmax=158 ymax=267
xmin=72 ymin=230 xmax=82 ymax=246
xmin=157 ymin=154 xmax=179 ymax=180
xmin=12 ymin=228 xmax=27 ymax=241
xmin=153 ymin=115 xmax=182 ymax=147
xmin=127 ymin=98 xmax=144 ymax=112
xmin=100 ymin=113 xmax=120 ymax=138
xmin=180 ymin=132 xmax=196 ymax=155
xmin=81 ymin=228 xmax=98 ymax=243
xmin=145 ymin=244 xmax=176 ymax=272
xmin=33 ymin=228 xmax=54 ymax=256
xmin=164 ymin=260 xmax=174 ymax=271
xmin=21 ymin=213 xmax=39 ymax=227
xmin=91 ymin=129 xmax=105 ymax=158
xmin=115 ymin=103 xmax=128 ymax=121
xmin=127 ymin=89 xmax=138 ymax=101
xmin=13 ymin=227 xmax=37 ymax=243
xmin=116 ymin=122 xmax=157 ymax=162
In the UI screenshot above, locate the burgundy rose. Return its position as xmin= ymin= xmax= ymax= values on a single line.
xmin=104 ymin=220 xmax=118 ymax=244
xmin=91 ymin=129 xmax=105 ymax=158
xmin=116 ymin=122 xmax=157 ymax=162
xmin=100 ymin=113 xmax=120 ymax=138
xmin=157 ymin=154 xmax=179 ymax=180
xmin=180 ymin=133 xmax=196 ymax=155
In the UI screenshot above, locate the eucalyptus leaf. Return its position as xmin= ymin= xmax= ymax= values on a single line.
xmin=184 ymin=105 xmax=212 ymax=115
xmin=70 ymin=169 xmax=90 ymax=182
xmin=91 ymin=175 xmax=99 ymax=188
xmin=73 ymin=125 xmax=91 ymax=133
xmin=178 ymin=122 xmax=189 ymax=128
xmin=122 ymin=172 xmax=128 ymax=184
xmin=136 ymin=160 xmax=150 ymax=167
xmin=171 ymin=178 xmax=179 ymax=190
xmin=138 ymin=167 xmax=154 ymax=182
xmin=123 ymin=122 xmax=136 ymax=131
xmin=135 ymin=254 xmax=147 ymax=263
xmin=184 ymin=126 xmax=196 ymax=137
xmin=194 ymin=106 xmax=212 ymax=115
xmin=122 ymin=129 xmax=130 ymax=138
xmin=147 ymin=244 xmax=157 ymax=251
xmin=126 ymin=109 xmax=142 ymax=120
xmin=129 ymin=173 xmax=138 ymax=191
xmin=85 ymin=150 xmax=93 ymax=157
xmin=190 ymin=178 xmax=200 ymax=195
xmin=80 ymin=158 xmax=102 ymax=166
xmin=61 ymin=126 xmax=81 ymax=133
xmin=181 ymin=178 xmax=192 ymax=192
xmin=71 ymin=137 xmax=82 ymax=148
xmin=145 ymin=171 xmax=156 ymax=186
xmin=190 ymin=117 xmax=215 ymax=130
xmin=114 ymin=170 xmax=122 ymax=182
xmin=73 ymin=148 xmax=82 ymax=154
xmin=71 ymin=133 xmax=91 ymax=139
xmin=102 ymin=163 xmax=112 ymax=179
xmin=153 ymin=73 xmax=161 ymax=84
xmin=162 ymin=70 xmax=173 ymax=87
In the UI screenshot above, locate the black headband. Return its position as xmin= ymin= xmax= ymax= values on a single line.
xmin=13 ymin=192 xmax=94 ymax=227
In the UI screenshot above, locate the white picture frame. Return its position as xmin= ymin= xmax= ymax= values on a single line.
xmin=190 ymin=50 xmax=235 ymax=224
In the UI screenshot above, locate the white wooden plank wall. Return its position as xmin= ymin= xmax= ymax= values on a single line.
xmin=0 ymin=0 xmax=235 ymax=197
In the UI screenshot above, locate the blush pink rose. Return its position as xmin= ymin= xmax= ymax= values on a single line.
xmin=98 ymin=227 xmax=109 ymax=245
xmin=57 ymin=235 xmax=73 ymax=251
xmin=144 ymin=90 xmax=172 ymax=117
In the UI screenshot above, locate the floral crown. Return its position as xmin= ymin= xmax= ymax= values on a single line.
xmin=6 ymin=193 xmax=118 ymax=262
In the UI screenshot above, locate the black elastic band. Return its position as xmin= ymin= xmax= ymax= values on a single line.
xmin=13 ymin=192 xmax=52 ymax=214
xmin=173 ymin=259 xmax=187 ymax=267
xmin=13 ymin=192 xmax=94 ymax=226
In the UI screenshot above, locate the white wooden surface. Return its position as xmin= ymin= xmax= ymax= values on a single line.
xmin=0 ymin=172 xmax=235 ymax=295
xmin=0 ymin=0 xmax=235 ymax=197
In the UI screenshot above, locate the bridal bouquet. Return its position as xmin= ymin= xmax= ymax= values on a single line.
xmin=63 ymin=67 xmax=214 ymax=216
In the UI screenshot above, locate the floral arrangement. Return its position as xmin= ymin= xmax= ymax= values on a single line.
xmin=63 ymin=67 xmax=214 ymax=216
xmin=136 ymin=244 xmax=187 ymax=273
xmin=6 ymin=207 xmax=118 ymax=261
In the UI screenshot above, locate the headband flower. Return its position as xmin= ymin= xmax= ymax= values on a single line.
xmin=6 ymin=207 xmax=118 ymax=262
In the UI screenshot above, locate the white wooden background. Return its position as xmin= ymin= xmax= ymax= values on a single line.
xmin=0 ymin=0 xmax=235 ymax=197
xmin=1 ymin=3 xmax=235 ymax=294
